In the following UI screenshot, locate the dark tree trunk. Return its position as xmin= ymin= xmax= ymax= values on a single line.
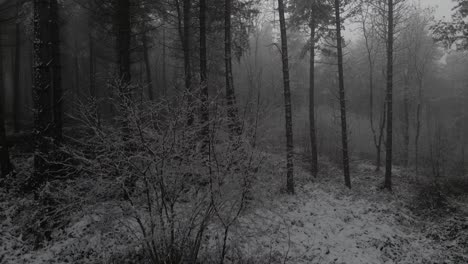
xmin=334 ymin=0 xmax=351 ymax=188
xmin=376 ymin=145 xmax=382 ymax=171
xmin=402 ymin=73 xmax=410 ymax=168
xmin=225 ymin=0 xmax=240 ymax=134
xmin=0 ymin=100 xmax=11 ymax=178
xmin=162 ymin=26 xmax=167 ymax=96
xmin=278 ymin=0 xmax=295 ymax=194
xmin=116 ymin=0 xmax=131 ymax=140
xmin=13 ymin=2 xmax=21 ymax=133
xmin=182 ymin=0 xmax=192 ymax=90
xmin=183 ymin=0 xmax=194 ymax=125
xmin=183 ymin=0 xmax=192 ymax=91
xmin=74 ymin=40 xmax=80 ymax=97
xmin=309 ymin=19 xmax=318 ymax=178
xmin=415 ymin=78 xmax=422 ymax=174
xmin=175 ymin=0 xmax=184 ymax=48
xmin=376 ymin=102 xmax=386 ymax=172
xmin=88 ymin=31 xmax=96 ymax=97
xmin=0 ymin=40 xmax=12 ymax=178
xmin=31 ymin=0 xmax=57 ymax=189
xmin=116 ymin=0 xmax=134 ymax=199
xmin=200 ymin=0 xmax=209 ymax=148
xmin=51 ymin=0 xmax=62 ymax=142
xmin=461 ymin=144 xmax=466 ymax=176
xmin=142 ymin=32 xmax=154 ymax=100
xmin=384 ymin=0 xmax=394 ymax=191
xmin=88 ymin=31 xmax=101 ymax=128
xmin=117 ymin=0 xmax=131 ymax=85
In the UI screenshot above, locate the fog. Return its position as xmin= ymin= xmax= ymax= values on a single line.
xmin=1 ymin=0 xmax=467 ymax=263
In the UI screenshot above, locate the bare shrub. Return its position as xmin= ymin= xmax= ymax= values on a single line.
xmin=57 ymin=80 xmax=261 ymax=263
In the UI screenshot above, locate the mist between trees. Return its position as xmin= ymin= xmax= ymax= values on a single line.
xmin=0 ymin=0 xmax=467 ymax=263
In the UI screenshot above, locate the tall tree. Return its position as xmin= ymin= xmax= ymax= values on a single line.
xmin=88 ymin=29 xmax=96 ymax=97
xmin=162 ymin=25 xmax=167 ymax=96
xmin=183 ymin=0 xmax=194 ymax=125
xmin=31 ymin=0 xmax=61 ymax=189
xmin=309 ymin=17 xmax=318 ymax=177
xmin=0 ymin=38 xmax=12 ymax=178
xmin=199 ymin=0 xmax=209 ymax=147
xmin=87 ymin=24 xmax=101 ymax=128
xmin=278 ymin=0 xmax=295 ymax=194
xmin=182 ymin=0 xmax=192 ymax=91
xmin=402 ymin=67 xmax=410 ymax=167
xmin=289 ymin=0 xmax=333 ymax=178
xmin=406 ymin=8 xmax=434 ymax=174
xmin=50 ymin=0 xmax=62 ymax=142
xmin=334 ymin=0 xmax=351 ymax=188
xmin=13 ymin=0 xmax=21 ymax=133
xmin=384 ymin=0 xmax=394 ymax=191
xmin=0 ymin=97 xmax=11 ymax=178
xmin=115 ymin=0 xmax=131 ymax=139
xmin=225 ymin=0 xmax=240 ymax=134
xmin=142 ymin=31 xmax=154 ymax=100
xmin=358 ymin=3 xmax=386 ymax=171
xmin=116 ymin=0 xmax=131 ymax=85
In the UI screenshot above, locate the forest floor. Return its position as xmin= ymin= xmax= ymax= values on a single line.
xmin=227 ymin=153 xmax=468 ymax=263
xmin=1 ymin=151 xmax=468 ymax=263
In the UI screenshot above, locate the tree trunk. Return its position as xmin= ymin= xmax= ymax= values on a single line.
xmin=461 ymin=143 xmax=466 ymax=176
xmin=384 ymin=0 xmax=394 ymax=191
xmin=31 ymin=0 xmax=56 ymax=189
xmin=175 ymin=0 xmax=184 ymax=50
xmin=200 ymin=0 xmax=209 ymax=149
xmin=117 ymin=0 xmax=135 ymax=199
xmin=376 ymin=144 xmax=382 ymax=171
xmin=74 ymin=40 xmax=80 ymax=97
xmin=183 ymin=0 xmax=194 ymax=125
xmin=334 ymin=0 xmax=351 ymax=188
xmin=402 ymin=73 xmax=410 ymax=168
xmin=89 ymin=31 xmax=96 ymax=97
xmin=309 ymin=19 xmax=318 ymax=178
xmin=116 ymin=0 xmax=131 ymax=140
xmin=183 ymin=0 xmax=192 ymax=92
xmin=13 ymin=2 xmax=21 ymax=133
xmin=51 ymin=0 xmax=62 ymax=142
xmin=415 ymin=78 xmax=422 ymax=174
xmin=162 ymin=26 xmax=167 ymax=96
xmin=225 ymin=0 xmax=240 ymax=134
xmin=142 ymin=32 xmax=154 ymax=100
xmin=0 ymin=102 xmax=11 ymax=178
xmin=117 ymin=0 xmax=131 ymax=85
xmin=376 ymin=101 xmax=386 ymax=172
xmin=368 ymin=54 xmax=376 ymax=167
xmin=0 ymin=39 xmax=12 ymax=178
xmin=362 ymin=17 xmax=385 ymax=172
xmin=88 ymin=30 xmax=101 ymax=128
xmin=278 ymin=0 xmax=295 ymax=194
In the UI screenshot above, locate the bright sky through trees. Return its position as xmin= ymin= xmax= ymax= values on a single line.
xmin=426 ymin=0 xmax=456 ymax=19
xmin=343 ymin=0 xmax=456 ymax=41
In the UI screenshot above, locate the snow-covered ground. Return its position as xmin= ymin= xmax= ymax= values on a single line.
xmin=1 ymin=154 xmax=467 ymax=263
xmin=206 ymin=155 xmax=468 ymax=263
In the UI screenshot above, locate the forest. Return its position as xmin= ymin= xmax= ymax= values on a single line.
xmin=1 ymin=0 xmax=467 ymax=263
